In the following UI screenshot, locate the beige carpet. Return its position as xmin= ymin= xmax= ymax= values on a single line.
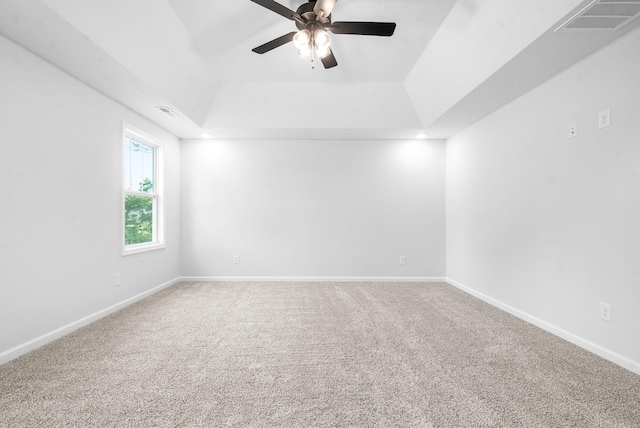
xmin=1 ymin=282 xmax=639 ymax=427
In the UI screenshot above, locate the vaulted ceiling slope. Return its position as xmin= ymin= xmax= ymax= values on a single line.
xmin=1 ymin=0 xmax=638 ymax=140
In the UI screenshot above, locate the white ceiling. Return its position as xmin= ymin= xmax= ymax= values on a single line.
xmin=1 ymin=0 xmax=638 ymax=140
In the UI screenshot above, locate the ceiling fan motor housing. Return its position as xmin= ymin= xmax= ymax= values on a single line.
xmin=295 ymin=1 xmax=331 ymax=30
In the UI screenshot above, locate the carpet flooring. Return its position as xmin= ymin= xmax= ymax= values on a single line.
xmin=1 ymin=281 xmax=639 ymax=427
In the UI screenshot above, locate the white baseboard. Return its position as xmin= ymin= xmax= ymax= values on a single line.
xmin=0 ymin=277 xmax=181 ymax=366
xmin=179 ymin=276 xmax=447 ymax=283
xmin=446 ymin=277 xmax=640 ymax=376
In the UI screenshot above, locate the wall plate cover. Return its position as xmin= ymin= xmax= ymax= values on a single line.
xmin=599 ymin=109 xmax=610 ymax=128
xmin=600 ymin=302 xmax=612 ymax=322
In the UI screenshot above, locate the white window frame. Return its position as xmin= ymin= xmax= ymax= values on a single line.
xmin=122 ymin=123 xmax=165 ymax=256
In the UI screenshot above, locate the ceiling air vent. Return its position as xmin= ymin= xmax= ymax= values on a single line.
xmin=556 ymin=0 xmax=640 ymax=32
xmin=156 ymin=106 xmax=179 ymax=118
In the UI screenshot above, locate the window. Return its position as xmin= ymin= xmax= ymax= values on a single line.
xmin=122 ymin=125 xmax=164 ymax=255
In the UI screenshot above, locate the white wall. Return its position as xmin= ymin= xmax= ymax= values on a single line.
xmin=446 ymin=26 xmax=640 ymax=370
xmin=0 ymin=34 xmax=181 ymax=359
xmin=205 ymin=83 xmax=422 ymax=131
xmin=181 ymin=139 xmax=445 ymax=279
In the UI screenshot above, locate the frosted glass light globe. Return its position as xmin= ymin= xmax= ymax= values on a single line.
xmin=314 ymin=29 xmax=331 ymax=49
xmin=293 ymin=30 xmax=312 ymax=50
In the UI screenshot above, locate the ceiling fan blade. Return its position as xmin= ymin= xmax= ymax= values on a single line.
xmin=320 ymin=48 xmax=338 ymax=69
xmin=314 ymin=0 xmax=337 ymax=19
xmin=327 ymin=21 xmax=396 ymax=36
xmin=249 ymin=0 xmax=301 ymax=21
xmin=252 ymin=32 xmax=297 ymax=54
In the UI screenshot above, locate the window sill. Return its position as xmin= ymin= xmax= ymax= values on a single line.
xmin=122 ymin=242 xmax=166 ymax=256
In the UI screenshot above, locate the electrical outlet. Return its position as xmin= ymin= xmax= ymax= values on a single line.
xmin=598 ymin=109 xmax=610 ymax=128
xmin=600 ymin=302 xmax=612 ymax=322
xmin=233 ymin=255 xmax=239 ymax=264
xmin=568 ymin=121 xmax=578 ymax=138
xmin=400 ymin=256 xmax=406 ymax=265
xmin=114 ymin=273 xmax=121 ymax=286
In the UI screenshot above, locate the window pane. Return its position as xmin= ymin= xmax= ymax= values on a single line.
xmin=124 ymin=136 xmax=155 ymax=192
xmin=124 ymin=194 xmax=154 ymax=245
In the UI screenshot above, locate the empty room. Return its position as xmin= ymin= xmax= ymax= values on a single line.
xmin=1 ymin=0 xmax=640 ymax=426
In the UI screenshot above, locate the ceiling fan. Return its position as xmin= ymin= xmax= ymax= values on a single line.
xmin=250 ymin=0 xmax=396 ymax=69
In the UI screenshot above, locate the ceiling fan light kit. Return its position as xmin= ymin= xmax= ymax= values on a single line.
xmin=292 ymin=28 xmax=331 ymax=59
xmin=250 ymin=0 xmax=396 ymax=69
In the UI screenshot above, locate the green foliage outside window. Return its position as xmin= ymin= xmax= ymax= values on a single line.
xmin=125 ymin=178 xmax=154 ymax=245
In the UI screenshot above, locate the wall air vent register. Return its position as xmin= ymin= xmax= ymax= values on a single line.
xmin=556 ymin=0 xmax=640 ymax=32
xmin=156 ymin=106 xmax=179 ymax=118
